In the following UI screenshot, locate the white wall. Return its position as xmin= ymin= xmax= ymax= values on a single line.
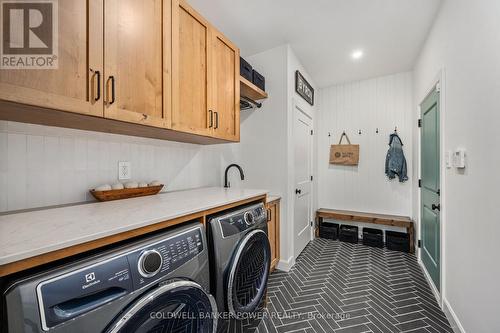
xmin=317 ymin=72 xmax=413 ymax=216
xmin=0 ymin=121 xmax=221 ymax=212
xmin=287 ymin=46 xmax=317 ymax=263
xmin=212 ymin=45 xmax=291 ymax=265
xmin=413 ymin=0 xmax=500 ymax=332
xmin=214 ymin=44 xmax=316 ymax=270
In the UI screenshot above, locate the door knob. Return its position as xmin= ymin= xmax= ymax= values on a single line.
xmin=295 ymin=189 xmax=302 ymax=194
xmin=432 ymin=204 xmax=441 ymax=211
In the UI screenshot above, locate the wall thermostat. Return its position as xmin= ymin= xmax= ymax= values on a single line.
xmin=453 ymin=149 xmax=466 ymax=169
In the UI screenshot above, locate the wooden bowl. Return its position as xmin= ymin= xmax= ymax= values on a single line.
xmin=90 ymin=185 xmax=164 ymax=202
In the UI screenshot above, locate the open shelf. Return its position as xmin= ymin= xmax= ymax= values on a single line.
xmin=240 ymin=76 xmax=268 ymax=100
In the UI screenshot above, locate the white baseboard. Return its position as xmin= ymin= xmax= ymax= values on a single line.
xmin=276 ymin=256 xmax=295 ymax=272
xmin=443 ymin=298 xmax=466 ymax=333
xmin=418 ymin=258 xmax=441 ymax=304
xmin=418 ymin=260 xmax=466 ymax=333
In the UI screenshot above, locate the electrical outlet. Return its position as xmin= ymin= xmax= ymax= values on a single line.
xmin=118 ymin=161 xmax=131 ymax=180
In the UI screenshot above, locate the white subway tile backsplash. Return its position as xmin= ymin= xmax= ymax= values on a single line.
xmin=7 ymin=171 xmax=27 ymax=211
xmin=0 ymin=132 xmax=7 ymax=172
xmin=43 ymin=136 xmax=60 ymax=171
xmin=0 ymin=122 xmax=221 ymax=212
xmin=27 ymin=170 xmax=45 ymax=208
xmin=0 ymin=172 xmax=7 ymax=211
xmin=60 ymin=137 xmax=75 ymax=171
xmin=74 ymin=139 xmax=87 ymax=171
xmin=27 ymin=135 xmax=44 ymax=171
xmin=86 ymin=140 xmax=100 ymax=171
xmin=7 ymin=133 xmax=26 ymax=172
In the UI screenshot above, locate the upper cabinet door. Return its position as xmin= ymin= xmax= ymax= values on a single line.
xmin=210 ymin=30 xmax=240 ymax=141
xmin=0 ymin=0 xmax=103 ymax=117
xmin=103 ymin=0 xmax=166 ymax=128
xmin=170 ymin=0 xmax=212 ymax=136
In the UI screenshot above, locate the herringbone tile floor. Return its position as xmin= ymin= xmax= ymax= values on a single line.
xmin=251 ymin=238 xmax=453 ymax=333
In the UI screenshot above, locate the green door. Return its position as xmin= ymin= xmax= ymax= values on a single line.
xmin=421 ymin=88 xmax=441 ymax=291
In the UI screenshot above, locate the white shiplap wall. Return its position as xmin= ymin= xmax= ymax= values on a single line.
xmin=317 ymin=72 xmax=413 ymax=216
xmin=0 ymin=121 xmax=221 ymax=213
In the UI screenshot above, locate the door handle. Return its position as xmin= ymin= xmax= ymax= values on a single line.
xmin=432 ymin=204 xmax=441 ymax=211
xmin=94 ymin=70 xmax=101 ymax=102
xmin=208 ymin=110 xmax=214 ymax=128
xmin=214 ymin=111 xmax=219 ymax=129
xmin=108 ymin=76 xmax=115 ymax=105
xmin=267 ymin=208 xmax=271 ymax=222
xmin=295 ymin=189 xmax=302 ymax=195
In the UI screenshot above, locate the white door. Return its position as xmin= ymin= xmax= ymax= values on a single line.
xmin=294 ymin=103 xmax=313 ymax=258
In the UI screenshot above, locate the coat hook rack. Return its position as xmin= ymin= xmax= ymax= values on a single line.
xmin=358 ymin=129 xmax=362 ymax=135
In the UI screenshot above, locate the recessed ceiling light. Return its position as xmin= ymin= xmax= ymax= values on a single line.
xmin=351 ymin=50 xmax=364 ymax=60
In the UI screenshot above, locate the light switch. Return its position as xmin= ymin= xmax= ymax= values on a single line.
xmin=445 ymin=151 xmax=452 ymax=169
xmin=118 ymin=161 xmax=131 ymax=180
xmin=454 ymin=149 xmax=466 ymax=169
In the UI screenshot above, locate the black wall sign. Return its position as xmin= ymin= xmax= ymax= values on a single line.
xmin=295 ymin=70 xmax=314 ymax=105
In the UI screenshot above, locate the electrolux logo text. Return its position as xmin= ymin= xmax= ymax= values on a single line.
xmin=1 ymin=0 xmax=58 ymax=69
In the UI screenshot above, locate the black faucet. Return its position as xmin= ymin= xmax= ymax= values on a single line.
xmin=224 ymin=164 xmax=245 ymax=188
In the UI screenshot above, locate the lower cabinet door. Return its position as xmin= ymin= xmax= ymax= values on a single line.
xmin=267 ymin=200 xmax=280 ymax=271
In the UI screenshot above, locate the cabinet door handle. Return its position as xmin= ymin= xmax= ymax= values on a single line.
xmin=94 ymin=70 xmax=101 ymax=101
xmin=432 ymin=204 xmax=441 ymax=211
xmin=267 ymin=208 xmax=271 ymax=222
xmin=214 ymin=111 xmax=219 ymax=129
xmin=209 ymin=110 xmax=213 ymax=128
xmin=108 ymin=76 xmax=116 ymax=105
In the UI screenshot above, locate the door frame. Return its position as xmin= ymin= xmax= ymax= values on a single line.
xmin=290 ymin=98 xmax=315 ymax=263
xmin=417 ymin=69 xmax=446 ymax=307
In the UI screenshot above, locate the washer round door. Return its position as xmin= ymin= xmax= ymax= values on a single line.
xmin=106 ymin=281 xmax=217 ymax=333
xmin=227 ymin=229 xmax=271 ymax=317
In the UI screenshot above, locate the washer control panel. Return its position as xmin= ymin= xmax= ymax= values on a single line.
xmin=128 ymin=228 xmax=204 ymax=288
xmin=218 ymin=203 xmax=267 ymax=238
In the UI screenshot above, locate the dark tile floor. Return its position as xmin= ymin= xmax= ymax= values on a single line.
xmin=249 ymin=238 xmax=453 ymax=333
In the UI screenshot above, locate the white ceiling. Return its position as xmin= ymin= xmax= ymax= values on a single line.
xmin=188 ymin=0 xmax=442 ymax=88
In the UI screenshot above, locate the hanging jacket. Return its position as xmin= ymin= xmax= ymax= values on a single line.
xmin=385 ymin=133 xmax=408 ymax=182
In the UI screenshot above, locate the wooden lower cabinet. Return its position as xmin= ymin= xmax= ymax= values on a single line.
xmin=266 ymin=198 xmax=281 ymax=271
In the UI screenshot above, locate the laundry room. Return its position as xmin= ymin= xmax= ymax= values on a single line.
xmin=0 ymin=0 xmax=499 ymax=332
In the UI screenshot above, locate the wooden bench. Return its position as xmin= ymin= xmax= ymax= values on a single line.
xmin=316 ymin=208 xmax=415 ymax=253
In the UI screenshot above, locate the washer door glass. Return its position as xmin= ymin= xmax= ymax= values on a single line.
xmin=107 ymin=281 xmax=217 ymax=333
xmin=227 ymin=230 xmax=271 ymax=316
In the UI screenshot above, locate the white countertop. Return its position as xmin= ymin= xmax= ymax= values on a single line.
xmin=267 ymin=195 xmax=281 ymax=203
xmin=0 ymin=187 xmax=268 ymax=266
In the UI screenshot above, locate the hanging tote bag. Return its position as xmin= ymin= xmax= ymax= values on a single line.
xmin=329 ymin=132 xmax=360 ymax=166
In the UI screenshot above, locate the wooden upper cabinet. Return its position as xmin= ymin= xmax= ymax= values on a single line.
xmin=170 ymin=0 xmax=212 ymax=137
xmin=210 ymin=31 xmax=240 ymax=141
xmin=0 ymin=0 xmax=103 ymax=117
xmin=103 ymin=0 xmax=167 ymax=128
